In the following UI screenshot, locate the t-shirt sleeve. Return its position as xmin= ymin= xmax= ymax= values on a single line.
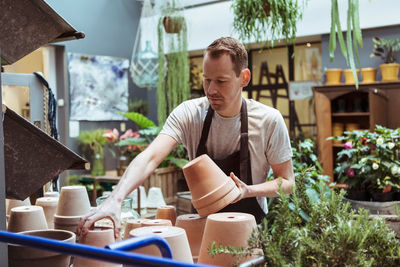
xmin=160 ymin=102 xmax=190 ymax=145
xmin=265 ymin=111 xmax=293 ymax=165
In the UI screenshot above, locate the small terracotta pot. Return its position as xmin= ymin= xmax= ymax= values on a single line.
xmin=6 ymin=198 xmax=31 ymax=221
xmin=35 ymin=197 xmax=59 ymax=229
xmin=183 ymin=154 xmax=240 ymax=217
xmin=130 ymin=226 xmax=193 ymax=263
xmin=123 ymin=218 xmax=149 ymax=240
xmin=332 ymin=122 xmax=344 ymax=144
xmin=175 ymin=214 xmax=207 ymax=262
xmin=74 ymin=226 xmax=121 ymax=267
xmin=198 ymin=212 xmax=260 ymax=266
xmin=380 ymin=63 xmax=400 ymax=81
xmin=141 ymin=219 xmax=172 ymax=227
xmin=346 ymin=123 xmax=361 ymax=132
xmin=8 ymin=229 xmax=76 ymax=267
xmin=325 ymin=68 xmax=342 ymax=85
xmin=146 ymin=187 xmax=166 ymax=209
xmin=361 ymin=67 xmax=377 ymax=83
xmin=56 ymin=186 xmax=91 ymax=216
xmin=343 ymin=69 xmax=360 ymax=84
xmin=163 ymin=16 xmax=184 ymax=34
xmin=7 ymin=206 xmax=48 ymax=233
xmin=44 ymin=191 xmax=60 ymax=198
xmin=156 ymin=205 xmax=177 ymax=225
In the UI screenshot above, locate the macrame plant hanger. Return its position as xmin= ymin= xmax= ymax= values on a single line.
xmin=130 ymin=0 xmax=159 ymax=89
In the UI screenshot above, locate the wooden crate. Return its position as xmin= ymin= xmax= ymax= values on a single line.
xmin=176 ymin=191 xmax=193 ymax=215
xmin=143 ymin=166 xmax=183 ymax=204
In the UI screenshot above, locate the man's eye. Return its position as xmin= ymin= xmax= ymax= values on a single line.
xmin=217 ymin=80 xmax=226 ymax=83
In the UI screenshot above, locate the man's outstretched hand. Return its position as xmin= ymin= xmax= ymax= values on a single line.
xmin=229 ymin=172 xmax=249 ymax=203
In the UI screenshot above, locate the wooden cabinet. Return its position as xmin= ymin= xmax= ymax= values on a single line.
xmin=313 ymin=81 xmax=400 ymax=181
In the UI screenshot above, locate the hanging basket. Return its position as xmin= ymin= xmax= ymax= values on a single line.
xmin=163 ymin=16 xmax=184 ymax=34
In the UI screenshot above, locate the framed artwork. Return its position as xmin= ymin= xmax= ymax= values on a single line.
xmin=68 ymin=53 xmax=129 ymax=121
xmin=189 ymin=56 xmax=204 ymax=98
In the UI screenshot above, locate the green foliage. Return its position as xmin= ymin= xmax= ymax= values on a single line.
xmin=157 ymin=0 xmax=190 ymax=124
xmin=210 ymin=167 xmax=400 ymax=266
xmin=128 ymin=99 xmax=149 ymax=117
xmin=329 ymin=0 xmax=363 ymax=88
xmin=370 ymin=37 xmax=400 ymax=64
xmin=77 ymin=129 xmax=108 ymax=155
xmin=330 ymin=125 xmax=400 ymax=193
xmin=231 ymin=0 xmax=306 ymax=47
xmin=120 ymin=112 xmax=156 ymax=129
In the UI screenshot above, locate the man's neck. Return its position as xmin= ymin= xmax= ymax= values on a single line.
xmin=215 ymin=97 xmax=242 ymax=118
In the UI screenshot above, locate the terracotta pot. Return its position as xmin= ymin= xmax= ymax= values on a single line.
xmin=56 ymin=185 xmax=91 ymax=216
xmin=141 ymin=219 xmax=172 ymax=227
xmin=130 ymin=226 xmax=193 ymax=263
xmin=332 ymin=122 xmax=344 ymax=144
xmin=183 ymin=154 xmax=240 ymax=217
xmin=361 ymin=67 xmax=377 ymax=83
xmin=74 ymin=226 xmax=121 ymax=267
xmin=175 ymin=214 xmax=207 ymax=262
xmin=123 ymin=218 xmax=150 ymax=240
xmin=44 ymin=191 xmax=60 ymax=198
xmin=346 ymin=123 xmax=361 ymax=132
xmin=54 ymin=215 xmax=82 ymax=236
xmin=198 ymin=212 xmax=260 ymax=266
xmin=35 ymin=197 xmax=59 ymax=229
xmin=325 ymin=68 xmax=342 ymax=85
xmin=8 ymin=229 xmax=76 ymax=267
xmin=380 ymin=63 xmax=400 ymax=81
xmin=163 ymin=16 xmax=184 ymax=34
xmin=6 ymin=198 xmax=31 ymax=221
xmin=343 ymin=69 xmax=360 ymax=84
xmin=156 ymin=205 xmax=177 ymax=225
xmin=7 ymin=206 xmax=48 ymax=233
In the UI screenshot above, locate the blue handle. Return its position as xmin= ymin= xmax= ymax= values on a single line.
xmin=0 ymin=230 xmax=213 ymax=267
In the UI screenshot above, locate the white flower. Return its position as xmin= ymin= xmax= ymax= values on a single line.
xmin=360 ymin=158 xmax=367 ymax=164
xmin=372 ymin=162 xmax=379 ymax=170
xmin=388 ymin=142 xmax=395 ymax=150
xmin=377 ymin=137 xmax=384 ymax=145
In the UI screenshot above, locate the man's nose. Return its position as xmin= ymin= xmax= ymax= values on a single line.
xmin=207 ymin=81 xmax=217 ymax=94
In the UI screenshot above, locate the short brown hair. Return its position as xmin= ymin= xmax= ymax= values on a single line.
xmin=205 ymin=37 xmax=248 ymax=77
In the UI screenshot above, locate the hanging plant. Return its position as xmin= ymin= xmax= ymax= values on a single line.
xmin=157 ymin=0 xmax=190 ymax=124
xmin=329 ymin=0 xmax=363 ymax=88
xmin=231 ymin=0 xmax=307 ymax=47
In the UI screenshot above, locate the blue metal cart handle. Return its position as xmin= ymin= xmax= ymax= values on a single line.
xmin=0 ymin=230 xmax=213 ymax=267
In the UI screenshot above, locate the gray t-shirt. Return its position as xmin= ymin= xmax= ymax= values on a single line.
xmin=160 ymin=97 xmax=293 ymax=213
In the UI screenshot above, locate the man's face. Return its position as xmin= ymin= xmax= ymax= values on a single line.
xmin=203 ymin=52 xmax=248 ymax=116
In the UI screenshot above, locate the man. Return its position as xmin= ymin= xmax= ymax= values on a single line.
xmin=78 ymin=37 xmax=294 ymax=238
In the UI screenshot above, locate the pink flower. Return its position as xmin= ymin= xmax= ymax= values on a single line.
xmin=120 ymin=129 xmax=137 ymax=140
xmin=344 ymin=142 xmax=353 ymax=149
xmin=382 ymin=184 xmax=392 ymax=193
xmin=370 ymin=144 xmax=377 ymax=150
xmin=347 ymin=168 xmax=355 ymax=177
xmin=103 ymin=128 xmax=119 ymax=143
xmin=361 ymin=137 xmax=368 ymax=145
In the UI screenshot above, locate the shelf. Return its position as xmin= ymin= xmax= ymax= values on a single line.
xmin=332 ymin=112 xmax=370 ymax=117
xmin=332 ymin=143 xmax=345 ymax=148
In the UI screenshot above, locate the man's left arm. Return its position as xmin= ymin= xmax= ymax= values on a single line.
xmin=230 ymin=159 xmax=295 ymax=200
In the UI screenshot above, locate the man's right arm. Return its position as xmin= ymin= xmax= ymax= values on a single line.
xmin=77 ymin=133 xmax=178 ymax=238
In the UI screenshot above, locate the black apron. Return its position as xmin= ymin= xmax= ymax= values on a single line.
xmin=195 ymin=98 xmax=266 ymax=224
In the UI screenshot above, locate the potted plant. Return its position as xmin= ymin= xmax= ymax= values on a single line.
xmin=331 ymin=125 xmax=400 ymax=203
xmin=157 ymin=0 xmax=190 ymax=124
xmin=371 ymin=36 xmax=400 ymax=81
xmin=77 ymin=129 xmax=109 ymax=176
xmin=231 ymin=0 xmax=306 ymax=47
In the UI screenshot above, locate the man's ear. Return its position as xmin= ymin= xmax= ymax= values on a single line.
xmin=240 ymin=68 xmax=251 ymax=87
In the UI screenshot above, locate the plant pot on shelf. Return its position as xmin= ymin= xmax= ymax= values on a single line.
xmin=163 ymin=16 xmax=184 ymax=33
xmin=325 ymin=68 xmax=342 ymax=85
xmin=91 ymin=153 xmax=105 ymax=176
xmin=343 ymin=69 xmax=360 ymax=84
xmin=370 ymin=191 xmax=395 ymax=202
xmin=361 ymin=68 xmax=377 ymax=83
xmin=380 ymin=63 xmax=400 ymax=81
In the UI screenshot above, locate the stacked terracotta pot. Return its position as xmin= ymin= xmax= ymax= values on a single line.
xmin=54 ymin=186 xmax=91 ymax=236
xmin=35 ymin=196 xmax=59 ymax=229
xmin=7 ymin=205 xmax=48 ymax=233
xmin=182 ymin=154 xmax=240 ymax=217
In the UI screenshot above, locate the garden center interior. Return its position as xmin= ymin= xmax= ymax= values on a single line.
xmin=1 ymin=0 xmax=400 ymax=266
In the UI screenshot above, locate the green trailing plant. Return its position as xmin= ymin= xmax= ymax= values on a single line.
xmin=128 ymin=99 xmax=149 ymax=117
xmin=231 ymin=0 xmax=307 ymax=47
xmin=157 ymin=0 xmax=190 ymax=124
xmin=370 ymin=37 xmax=400 ymax=64
xmin=329 ymin=0 xmax=363 ymax=88
xmin=210 ymin=167 xmax=400 ymax=266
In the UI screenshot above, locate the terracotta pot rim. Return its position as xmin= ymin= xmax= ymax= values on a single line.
xmin=11 ymin=205 xmax=43 ymax=213
xmin=380 ymin=63 xmax=400 ymax=67
xmin=207 ymin=212 xmax=255 ymax=222
xmin=325 ymin=68 xmax=342 ymax=72
xmin=130 ymin=225 xmax=184 ymax=238
xmin=192 ymin=178 xmax=235 ymax=209
xmin=196 ymin=186 xmax=240 ymax=217
xmin=343 ymin=68 xmax=360 ymax=72
xmin=54 ymin=214 xmax=83 ymax=224
xmin=361 ymin=67 xmax=377 ymax=71
xmin=36 ymin=197 xmax=59 ymax=205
